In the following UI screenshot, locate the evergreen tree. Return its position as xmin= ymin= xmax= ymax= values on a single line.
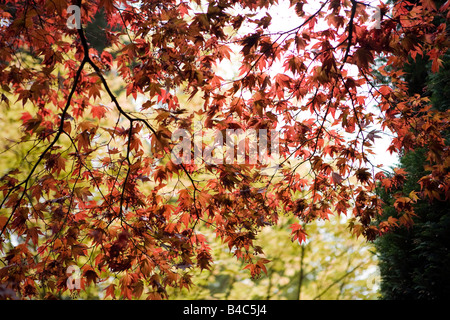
xmin=375 ymin=52 xmax=450 ymax=299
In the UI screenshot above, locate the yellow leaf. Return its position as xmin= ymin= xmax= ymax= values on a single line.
xmin=409 ymin=190 xmax=419 ymax=202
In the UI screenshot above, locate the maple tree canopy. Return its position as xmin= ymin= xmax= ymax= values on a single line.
xmin=0 ymin=0 xmax=449 ymax=299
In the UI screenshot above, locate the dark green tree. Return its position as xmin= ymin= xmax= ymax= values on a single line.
xmin=84 ymin=8 xmax=110 ymax=54
xmin=375 ymin=49 xmax=450 ymax=299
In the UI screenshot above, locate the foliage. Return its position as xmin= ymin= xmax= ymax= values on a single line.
xmin=376 ymin=149 xmax=450 ymax=299
xmin=0 ymin=0 xmax=449 ymax=299
xmin=167 ymin=215 xmax=379 ymax=300
xmin=375 ymin=51 xmax=450 ymax=299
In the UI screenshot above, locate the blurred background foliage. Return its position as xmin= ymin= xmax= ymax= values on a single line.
xmin=167 ymin=215 xmax=379 ymax=300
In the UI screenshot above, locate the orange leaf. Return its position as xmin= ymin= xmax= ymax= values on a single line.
xmin=91 ymin=105 xmax=107 ymax=119
xmin=105 ymin=284 xmax=116 ymax=299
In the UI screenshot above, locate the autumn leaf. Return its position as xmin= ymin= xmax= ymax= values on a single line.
xmin=353 ymin=47 xmax=374 ymax=69
xmin=91 ymin=105 xmax=107 ymax=119
xmin=331 ymin=172 xmax=344 ymax=185
xmin=105 ymin=284 xmax=116 ymax=299
xmin=289 ymin=223 xmax=307 ymax=243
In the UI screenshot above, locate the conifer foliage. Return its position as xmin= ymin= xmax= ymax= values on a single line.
xmin=375 ymin=51 xmax=450 ymax=299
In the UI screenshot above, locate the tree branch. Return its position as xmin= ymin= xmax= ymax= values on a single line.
xmin=0 ymin=57 xmax=87 ymax=239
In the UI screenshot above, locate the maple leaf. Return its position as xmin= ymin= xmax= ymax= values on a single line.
xmin=101 ymin=51 xmax=113 ymax=67
xmin=196 ymin=249 xmax=212 ymax=271
xmin=422 ymin=0 xmax=437 ymax=10
xmin=99 ymin=0 xmax=116 ymax=13
xmin=353 ymin=47 xmax=374 ymax=69
xmin=105 ymin=284 xmax=116 ymax=299
xmin=355 ymin=168 xmax=371 ymax=183
xmin=241 ymin=32 xmax=260 ymax=56
xmin=331 ymin=172 xmax=344 ymax=185
xmin=289 ymin=223 xmax=307 ymax=243
xmin=84 ymin=269 xmax=99 ymax=286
